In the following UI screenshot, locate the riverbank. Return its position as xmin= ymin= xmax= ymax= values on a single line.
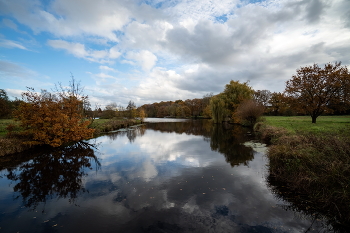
xmin=255 ymin=116 xmax=350 ymax=231
xmin=0 ymin=118 xmax=141 ymax=156
xmin=90 ymin=118 xmax=141 ymax=135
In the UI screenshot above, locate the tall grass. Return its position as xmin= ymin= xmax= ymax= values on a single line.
xmin=256 ymin=116 xmax=350 ymax=230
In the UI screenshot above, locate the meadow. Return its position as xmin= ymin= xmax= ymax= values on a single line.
xmin=263 ymin=115 xmax=350 ymax=135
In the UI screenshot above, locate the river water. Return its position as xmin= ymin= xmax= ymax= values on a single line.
xmin=0 ymin=119 xmax=329 ymax=232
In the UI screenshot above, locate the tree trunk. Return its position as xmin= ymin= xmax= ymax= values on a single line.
xmin=311 ymin=115 xmax=317 ymax=123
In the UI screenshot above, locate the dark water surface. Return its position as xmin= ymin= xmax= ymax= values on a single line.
xmin=0 ymin=119 xmax=329 ymax=232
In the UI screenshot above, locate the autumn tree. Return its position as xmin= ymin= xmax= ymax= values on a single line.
xmin=285 ymin=62 xmax=350 ymax=123
xmin=157 ymin=105 xmax=167 ymax=118
xmin=185 ymin=98 xmax=202 ymax=117
xmin=202 ymin=93 xmax=213 ymax=118
xmin=138 ymin=108 xmax=146 ymax=122
xmin=268 ymin=92 xmax=290 ymax=116
xmin=13 ymin=78 xmax=94 ymax=147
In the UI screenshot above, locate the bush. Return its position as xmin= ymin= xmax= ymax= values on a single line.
xmin=234 ymin=99 xmax=265 ymax=126
xmin=13 ymin=79 xmax=94 ymax=147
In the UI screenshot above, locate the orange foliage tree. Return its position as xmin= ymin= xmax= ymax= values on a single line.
xmin=285 ymin=62 xmax=350 ymax=123
xmin=268 ymin=92 xmax=290 ymax=116
xmin=14 ymin=79 xmax=95 ymax=147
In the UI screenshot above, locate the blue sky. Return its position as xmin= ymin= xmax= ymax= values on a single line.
xmin=1 ymin=0 xmax=350 ymax=108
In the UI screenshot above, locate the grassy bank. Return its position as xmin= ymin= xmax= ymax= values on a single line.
xmin=256 ymin=116 xmax=350 ymax=231
xmin=90 ymin=118 xmax=141 ymax=135
xmin=0 ymin=118 xmax=141 ymax=156
xmin=263 ymin=115 xmax=350 ymax=135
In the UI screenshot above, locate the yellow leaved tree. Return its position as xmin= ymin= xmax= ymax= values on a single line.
xmin=14 ymin=78 xmax=94 ymax=147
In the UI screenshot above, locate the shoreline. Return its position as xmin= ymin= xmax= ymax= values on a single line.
xmin=0 ymin=118 xmax=141 ymax=156
xmin=255 ymin=120 xmax=350 ymax=231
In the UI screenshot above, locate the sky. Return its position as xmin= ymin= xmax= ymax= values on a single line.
xmin=0 ymin=0 xmax=350 ymax=108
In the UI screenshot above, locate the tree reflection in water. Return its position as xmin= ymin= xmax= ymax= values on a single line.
xmin=114 ymin=120 xmax=255 ymax=167
xmin=267 ymin=175 xmax=350 ymax=233
xmin=209 ymin=123 xmax=254 ymax=167
xmin=106 ymin=125 xmax=146 ymax=143
xmin=3 ymin=142 xmax=100 ymax=210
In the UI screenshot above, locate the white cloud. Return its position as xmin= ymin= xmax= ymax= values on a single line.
xmin=1 ymin=18 xmax=17 ymax=30
xmin=1 ymin=0 xmax=350 ymax=106
xmin=0 ymin=38 xmax=28 ymax=50
xmin=99 ymin=65 xmax=117 ymax=72
xmin=4 ymin=88 xmax=23 ymax=99
xmin=125 ymin=50 xmax=158 ymax=71
xmin=0 ymin=0 xmax=132 ymax=41
xmin=47 ymin=39 xmax=121 ymax=63
xmin=48 ymin=39 xmax=87 ymax=58
xmin=109 ymin=46 xmax=121 ymax=59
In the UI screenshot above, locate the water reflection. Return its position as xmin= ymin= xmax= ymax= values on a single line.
xmin=2 ymin=142 xmax=100 ymax=210
xmin=267 ymin=175 xmax=350 ymax=233
xmin=0 ymin=120 xmax=329 ymax=232
xmin=125 ymin=120 xmax=254 ymax=167
xmin=106 ymin=125 xmax=146 ymax=143
xmin=209 ymin=123 xmax=254 ymax=167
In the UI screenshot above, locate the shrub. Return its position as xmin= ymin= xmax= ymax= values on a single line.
xmin=13 ymin=79 xmax=94 ymax=147
xmin=234 ymin=99 xmax=265 ymax=126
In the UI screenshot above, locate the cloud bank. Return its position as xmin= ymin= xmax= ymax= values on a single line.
xmin=1 ymin=0 xmax=349 ymax=106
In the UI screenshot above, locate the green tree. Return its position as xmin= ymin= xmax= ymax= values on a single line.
xmin=209 ymin=94 xmax=227 ymax=124
xmin=285 ymin=62 xmax=350 ymax=123
xmin=222 ymin=80 xmax=254 ymax=120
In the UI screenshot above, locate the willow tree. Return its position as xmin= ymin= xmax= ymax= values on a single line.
xmin=14 ymin=78 xmax=94 ymax=147
xmin=222 ymin=80 xmax=254 ymax=121
xmin=285 ymin=62 xmax=350 ymax=123
xmin=209 ymin=94 xmax=227 ymax=124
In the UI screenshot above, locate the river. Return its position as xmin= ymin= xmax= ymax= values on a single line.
xmin=0 ymin=119 xmax=330 ymax=232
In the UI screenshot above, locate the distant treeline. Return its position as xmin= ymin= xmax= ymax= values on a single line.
xmin=2 ymin=62 xmax=349 ymax=125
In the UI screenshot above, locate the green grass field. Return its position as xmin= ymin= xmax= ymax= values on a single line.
xmin=263 ymin=115 xmax=350 ymax=135
xmin=89 ymin=118 xmax=112 ymax=128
